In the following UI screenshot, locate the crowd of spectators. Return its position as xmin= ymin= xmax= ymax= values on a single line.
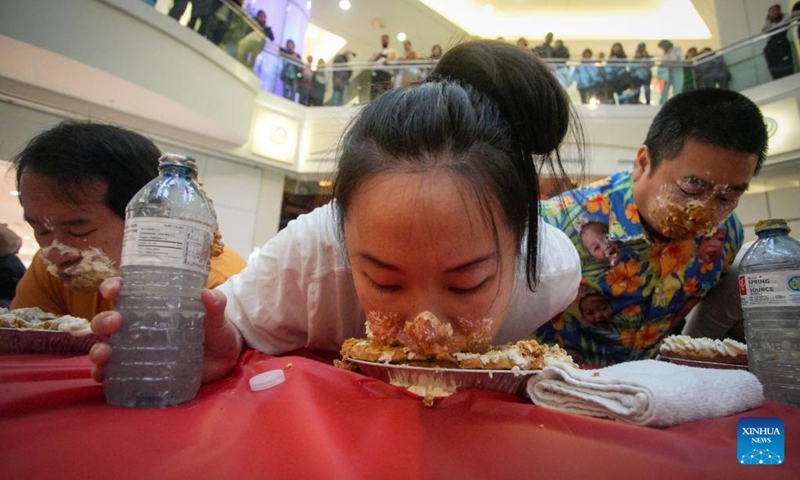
xmin=147 ymin=0 xmax=797 ymax=107
xmin=514 ymin=33 xmax=734 ymax=105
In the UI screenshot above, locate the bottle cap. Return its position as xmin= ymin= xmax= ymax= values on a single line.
xmin=754 ymin=219 xmax=789 ymax=234
xmin=249 ymin=369 xmax=286 ymax=392
xmin=158 ymin=153 xmax=199 ymax=177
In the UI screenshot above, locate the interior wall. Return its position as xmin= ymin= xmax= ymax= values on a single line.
xmin=0 ymin=101 xmax=279 ymax=262
xmin=0 ymin=0 xmax=258 ymax=145
xmin=154 ymin=139 xmax=276 ymax=257
xmin=713 ymin=0 xmax=795 ymax=46
xmin=736 ymin=161 xmax=800 ymax=243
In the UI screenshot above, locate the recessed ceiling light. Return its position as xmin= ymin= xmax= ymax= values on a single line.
xmin=397 ymin=32 xmax=407 ymax=42
xmin=339 ymin=0 xmax=351 ymax=11
xmin=764 ymin=117 xmax=778 ymax=138
xmin=483 ymin=4 xmax=494 ymax=14
xmin=269 ymin=127 xmax=288 ymax=145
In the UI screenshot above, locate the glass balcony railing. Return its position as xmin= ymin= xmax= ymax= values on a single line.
xmin=165 ymin=2 xmax=800 ymax=107
xmin=549 ymin=17 xmax=799 ymax=106
xmin=703 ymin=17 xmax=799 ymax=92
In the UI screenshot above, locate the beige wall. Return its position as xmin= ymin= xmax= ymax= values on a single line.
xmin=0 ymin=102 xmax=283 ymax=266
xmin=737 ymin=160 xmax=800 ymax=243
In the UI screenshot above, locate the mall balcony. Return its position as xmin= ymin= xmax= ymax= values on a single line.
xmin=1 ymin=0 xmax=799 ymax=260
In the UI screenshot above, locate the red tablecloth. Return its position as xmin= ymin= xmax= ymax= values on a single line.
xmin=1 ymin=350 xmax=798 ymax=480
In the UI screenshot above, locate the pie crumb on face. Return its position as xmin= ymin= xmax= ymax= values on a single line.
xmin=633 ymin=141 xmax=757 ymax=241
xmin=39 ymin=241 xmax=120 ymax=294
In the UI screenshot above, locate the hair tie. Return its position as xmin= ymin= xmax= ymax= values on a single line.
xmin=425 ymin=72 xmax=444 ymax=83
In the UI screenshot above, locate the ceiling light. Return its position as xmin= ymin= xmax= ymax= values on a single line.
xmin=9 ymin=190 xmax=19 ymax=196
xmin=764 ymin=117 xmax=778 ymax=138
xmin=270 ymin=127 xmax=288 ymax=145
xmin=251 ymin=111 xmax=298 ymax=164
xmin=416 ymin=0 xmax=710 ymax=40
xmin=318 ymin=180 xmax=333 ymax=188
xmin=397 ymin=32 xmax=407 ymax=42
xmin=339 ymin=0 xmax=351 ymax=11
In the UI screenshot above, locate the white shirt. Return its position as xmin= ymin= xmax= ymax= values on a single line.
xmin=217 ymin=203 xmax=581 ymax=354
xmin=663 ymin=46 xmax=683 ymax=63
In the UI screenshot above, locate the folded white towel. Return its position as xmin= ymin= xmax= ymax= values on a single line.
xmin=526 ymin=360 xmax=763 ymax=427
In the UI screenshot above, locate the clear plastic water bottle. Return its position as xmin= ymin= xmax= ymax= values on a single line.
xmin=738 ymin=219 xmax=800 ymax=407
xmin=104 ymin=154 xmax=215 ymax=407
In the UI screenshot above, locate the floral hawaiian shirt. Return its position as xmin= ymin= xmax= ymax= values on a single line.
xmin=533 ymin=168 xmax=743 ymax=365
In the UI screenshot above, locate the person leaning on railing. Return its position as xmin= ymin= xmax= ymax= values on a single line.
xmin=631 ymin=43 xmax=653 ymax=105
xmin=280 ymin=40 xmax=303 ymax=102
xmin=794 ymin=2 xmax=800 ymax=40
xmin=571 ymin=49 xmax=604 ymax=104
xmin=694 ymin=47 xmax=730 ymax=90
xmin=657 ymin=40 xmax=683 ymax=104
xmin=217 ymin=1 xmax=248 ymax=57
xmin=604 ymin=42 xmax=633 ymax=102
xmin=330 ymin=50 xmax=354 ymax=106
xmin=309 ymin=58 xmax=329 ymax=107
xmin=761 ymin=4 xmax=795 ymax=80
xmin=370 ymin=34 xmax=398 ymax=100
xmin=235 ymin=9 xmax=274 ymax=69
xmin=682 ymin=47 xmax=699 ymax=92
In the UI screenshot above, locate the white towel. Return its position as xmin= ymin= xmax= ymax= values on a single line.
xmin=526 ymin=360 xmax=763 ymax=427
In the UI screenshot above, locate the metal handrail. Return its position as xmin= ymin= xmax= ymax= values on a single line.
xmin=693 ymin=16 xmax=799 ymax=66
xmin=218 ymin=0 xmax=263 ymax=38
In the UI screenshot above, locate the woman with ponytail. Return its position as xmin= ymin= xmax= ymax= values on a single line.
xmin=88 ymin=40 xmax=583 ymax=384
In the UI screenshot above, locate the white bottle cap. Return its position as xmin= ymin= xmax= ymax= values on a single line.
xmin=249 ymin=369 xmax=286 ymax=392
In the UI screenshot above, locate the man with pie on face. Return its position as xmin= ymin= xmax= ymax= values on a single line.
xmin=534 ymin=88 xmax=768 ymax=365
xmin=9 ymin=121 xmax=247 ymax=320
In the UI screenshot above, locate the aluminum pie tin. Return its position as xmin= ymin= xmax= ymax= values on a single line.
xmin=347 ymin=358 xmax=539 ymax=398
xmin=0 ymin=328 xmax=100 ymax=354
xmin=656 ymin=354 xmax=749 ymax=371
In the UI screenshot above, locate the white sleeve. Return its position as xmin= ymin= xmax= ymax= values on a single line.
xmin=496 ymin=222 xmax=581 ymax=343
xmin=215 ymin=203 xmax=365 ymax=355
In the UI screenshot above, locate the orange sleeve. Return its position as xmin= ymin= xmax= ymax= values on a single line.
xmin=10 ymin=246 xmax=247 ymax=318
xmin=10 ymin=253 xmax=113 ymax=319
xmin=207 ymin=246 xmax=248 ymax=289
xmin=10 ymin=253 xmax=69 ymax=314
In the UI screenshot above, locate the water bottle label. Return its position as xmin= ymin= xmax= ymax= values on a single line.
xmin=121 ymin=217 xmax=212 ymax=274
xmin=739 ymin=271 xmax=800 ymax=308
